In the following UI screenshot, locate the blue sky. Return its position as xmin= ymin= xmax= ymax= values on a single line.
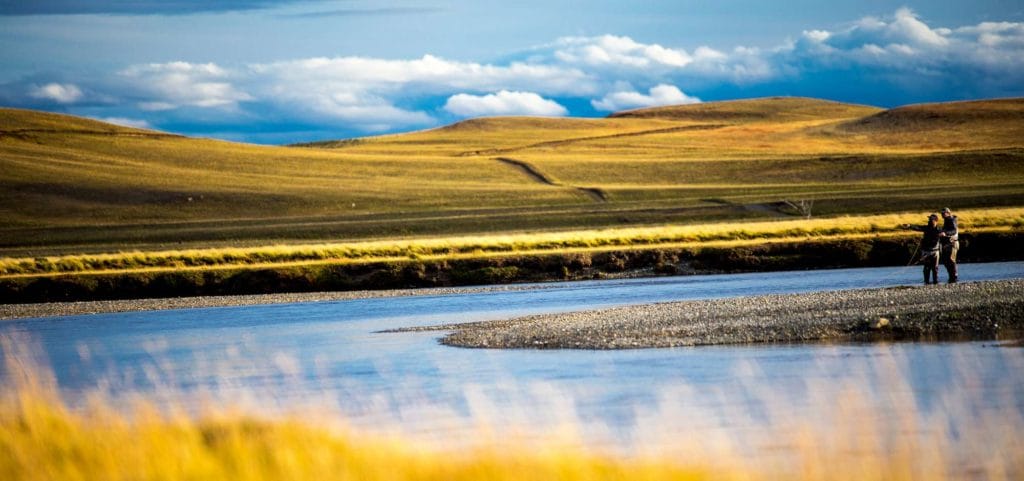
xmin=1 ymin=1 xmax=1023 ymax=144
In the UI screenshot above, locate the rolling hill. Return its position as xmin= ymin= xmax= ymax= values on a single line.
xmin=2 ymin=97 xmax=1023 ymax=256
xmin=608 ymin=96 xmax=882 ymax=122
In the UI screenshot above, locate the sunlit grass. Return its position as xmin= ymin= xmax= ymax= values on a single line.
xmin=2 ymin=207 xmax=1021 ymax=276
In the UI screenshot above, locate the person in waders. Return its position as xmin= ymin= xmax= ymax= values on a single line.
xmin=903 ymin=214 xmax=942 ymax=285
xmin=939 ymin=207 xmax=959 ymax=283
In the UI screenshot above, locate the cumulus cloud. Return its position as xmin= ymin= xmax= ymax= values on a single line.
xmin=97 ymin=117 xmax=152 ymax=129
xmin=444 ymin=91 xmax=568 ymax=117
xmin=277 ymin=92 xmax=434 ymax=132
xmin=591 ymin=84 xmax=700 ymax=112
xmin=554 ymin=35 xmax=692 ymax=68
xmin=244 ymin=54 xmax=590 ymax=129
xmin=788 ymin=8 xmax=1024 ymax=85
xmin=250 ymin=54 xmax=594 ymax=97
xmin=544 ymin=35 xmax=774 ymax=83
xmin=119 ymin=61 xmax=252 ymax=110
xmin=811 ymin=8 xmax=949 ymax=52
xmin=956 ymin=22 xmax=1024 ymax=48
xmin=29 ymin=82 xmax=83 ymax=103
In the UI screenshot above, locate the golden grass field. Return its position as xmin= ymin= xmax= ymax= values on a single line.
xmin=3 ymin=97 xmax=1024 ymax=258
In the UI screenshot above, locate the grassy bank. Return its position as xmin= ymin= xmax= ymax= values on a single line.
xmin=4 ymin=207 xmax=1022 ymax=277
xmin=2 ymin=230 xmax=1021 ymax=304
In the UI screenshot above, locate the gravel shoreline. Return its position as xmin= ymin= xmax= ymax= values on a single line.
xmin=0 ymin=284 xmax=560 ymax=320
xmin=395 ymin=280 xmax=1024 ymax=349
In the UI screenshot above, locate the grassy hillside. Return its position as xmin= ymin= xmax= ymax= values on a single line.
xmin=608 ymin=96 xmax=882 ymax=122
xmin=2 ymin=97 xmax=1023 ymax=260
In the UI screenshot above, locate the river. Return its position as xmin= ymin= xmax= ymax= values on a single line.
xmin=2 ymin=262 xmax=1024 ymax=452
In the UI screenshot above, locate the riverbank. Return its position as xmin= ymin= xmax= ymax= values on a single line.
xmin=402 ymin=279 xmax=1024 ymax=349
xmin=0 ymin=283 xmax=568 ymax=320
xmin=2 ymin=230 xmax=1022 ymax=304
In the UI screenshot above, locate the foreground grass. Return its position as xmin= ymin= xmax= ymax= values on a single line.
xmin=2 ymin=401 xmax=723 ymax=481
xmin=1 ymin=342 xmax=1021 ymax=481
xmin=3 ymin=207 xmax=1022 ymax=277
xmin=0 ymin=358 xmax=719 ymax=481
xmin=0 ymin=394 xmax=957 ymax=481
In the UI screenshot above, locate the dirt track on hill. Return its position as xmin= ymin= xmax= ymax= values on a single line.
xmin=495 ymin=157 xmax=608 ymax=202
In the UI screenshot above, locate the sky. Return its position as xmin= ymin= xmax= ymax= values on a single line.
xmin=1 ymin=1 xmax=1023 ymax=144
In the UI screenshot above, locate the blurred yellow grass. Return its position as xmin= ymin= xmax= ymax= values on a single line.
xmin=1 ymin=341 xmax=1021 ymax=481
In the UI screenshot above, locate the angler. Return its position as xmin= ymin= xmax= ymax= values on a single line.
xmin=939 ymin=207 xmax=959 ymax=283
xmin=903 ymin=214 xmax=943 ymax=285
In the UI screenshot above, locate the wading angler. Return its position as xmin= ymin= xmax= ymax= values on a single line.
xmin=940 ymin=207 xmax=959 ymax=283
xmin=903 ymin=214 xmax=943 ymax=285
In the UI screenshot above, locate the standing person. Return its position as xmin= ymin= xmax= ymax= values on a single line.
xmin=939 ymin=207 xmax=959 ymax=283
xmin=903 ymin=214 xmax=942 ymax=285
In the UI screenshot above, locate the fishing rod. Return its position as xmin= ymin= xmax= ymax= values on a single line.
xmin=874 ymin=240 xmax=922 ymax=284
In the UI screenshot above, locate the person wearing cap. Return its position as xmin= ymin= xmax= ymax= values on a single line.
xmin=938 ymin=207 xmax=959 ymax=283
xmin=902 ymin=214 xmax=943 ymax=285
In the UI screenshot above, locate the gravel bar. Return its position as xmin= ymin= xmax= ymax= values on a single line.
xmin=396 ymin=280 xmax=1024 ymax=349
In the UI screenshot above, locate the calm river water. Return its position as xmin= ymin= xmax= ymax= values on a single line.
xmin=2 ymin=262 xmax=1024 ymax=451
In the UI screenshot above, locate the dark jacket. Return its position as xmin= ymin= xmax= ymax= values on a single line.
xmin=909 ymin=224 xmax=942 ymax=253
xmin=941 ymin=215 xmax=958 ymax=243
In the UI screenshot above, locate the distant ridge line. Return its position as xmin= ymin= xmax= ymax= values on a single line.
xmin=0 ymin=128 xmax=183 ymax=140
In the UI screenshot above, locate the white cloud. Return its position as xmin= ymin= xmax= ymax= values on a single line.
xmin=803 ymin=30 xmax=831 ymax=43
xmin=444 ymin=90 xmax=568 ymax=117
xmin=296 ymin=94 xmax=434 ymax=131
xmin=955 ymin=22 xmax=1024 ymax=48
xmin=243 ymin=54 xmax=592 ymax=129
xmin=98 ymin=117 xmax=151 ymax=129
xmin=591 ymin=84 xmax=701 ymax=112
xmin=802 ymin=8 xmax=951 ymax=53
xmin=693 ymin=46 xmax=728 ymax=62
xmin=782 ymin=9 xmax=1024 ymax=84
xmin=250 ymin=54 xmax=595 ymax=97
xmin=29 ymin=82 xmax=82 ymax=103
xmin=554 ymin=35 xmax=692 ymax=68
xmin=890 ymin=7 xmax=949 ymax=47
xmin=119 ymin=61 xmax=252 ymax=110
